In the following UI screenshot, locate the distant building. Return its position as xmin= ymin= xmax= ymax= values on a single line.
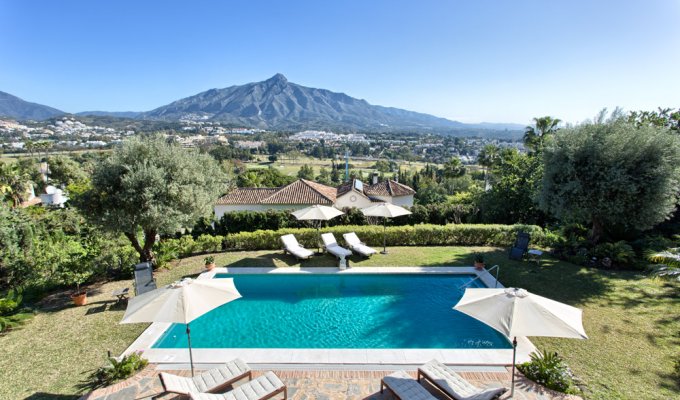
xmin=214 ymin=178 xmax=416 ymax=219
xmin=40 ymin=185 xmax=68 ymax=208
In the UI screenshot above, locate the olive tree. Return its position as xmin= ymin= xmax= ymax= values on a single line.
xmin=78 ymin=135 xmax=227 ymax=262
xmin=540 ymin=116 xmax=680 ymax=243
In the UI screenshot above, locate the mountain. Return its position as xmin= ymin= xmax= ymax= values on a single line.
xmin=76 ymin=110 xmax=142 ymax=118
xmin=0 ymin=91 xmax=65 ymax=120
xmin=140 ymin=74 xmax=519 ymax=134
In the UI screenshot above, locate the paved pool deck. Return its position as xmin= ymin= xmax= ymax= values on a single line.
xmin=81 ymin=366 xmax=581 ymax=400
xmin=123 ymin=266 xmax=535 ymax=368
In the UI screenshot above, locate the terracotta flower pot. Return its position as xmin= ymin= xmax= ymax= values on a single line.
xmin=205 ymin=262 xmax=216 ymax=271
xmin=71 ymin=291 xmax=88 ymax=306
xmin=474 ymin=262 xmax=486 ymax=270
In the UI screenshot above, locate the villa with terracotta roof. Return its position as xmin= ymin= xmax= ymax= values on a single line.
xmin=214 ymin=178 xmax=416 ymax=219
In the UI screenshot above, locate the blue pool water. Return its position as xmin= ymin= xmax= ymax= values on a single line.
xmin=152 ymin=273 xmax=511 ymax=349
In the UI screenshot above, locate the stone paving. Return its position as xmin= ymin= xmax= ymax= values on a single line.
xmin=80 ymin=366 xmax=582 ymax=400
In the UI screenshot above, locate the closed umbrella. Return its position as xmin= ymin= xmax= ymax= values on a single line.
xmin=360 ymin=203 xmax=412 ymax=254
xmin=121 ymin=277 xmax=241 ymax=376
xmin=453 ymin=287 xmax=587 ymax=397
xmin=292 ymin=205 xmax=344 ymax=252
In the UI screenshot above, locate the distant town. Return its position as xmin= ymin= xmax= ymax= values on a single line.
xmin=0 ymin=116 xmax=524 ymax=165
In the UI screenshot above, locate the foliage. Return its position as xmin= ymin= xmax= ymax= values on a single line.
xmin=215 ymin=204 xmax=483 ymax=235
xmin=76 ymin=135 xmax=228 ymax=262
xmin=236 ymin=166 xmax=295 ymax=187
xmin=628 ymin=107 xmax=680 ymax=133
xmin=480 ymin=148 xmax=546 ymax=225
xmin=47 ymin=155 xmax=89 ymax=187
xmin=518 ymin=349 xmax=577 ymax=394
xmin=540 ymin=114 xmax=680 ymax=243
xmin=222 ymin=223 xmax=553 ymax=252
xmin=0 ymin=162 xmax=32 ymax=207
xmin=296 ymin=164 xmax=315 ymax=180
xmin=88 ymin=352 xmax=148 ymax=389
xmin=647 ymin=247 xmax=680 ymax=281
xmin=591 ymin=241 xmax=636 ymax=269
xmin=523 ymin=116 xmax=561 ymax=152
xmin=473 ymin=253 xmax=484 ymax=263
xmin=204 ymin=255 xmax=215 ymax=264
xmin=0 ymin=288 xmax=34 ymax=333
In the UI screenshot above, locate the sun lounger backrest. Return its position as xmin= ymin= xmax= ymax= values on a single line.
xmin=281 ymin=234 xmax=299 ymax=248
xmin=133 ymin=262 xmax=156 ymax=295
xmin=344 ymin=232 xmax=361 ymax=246
xmin=321 ymin=233 xmax=338 ymax=247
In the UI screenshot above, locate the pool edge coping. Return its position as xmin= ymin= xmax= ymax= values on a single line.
xmin=122 ymin=266 xmax=536 ymax=367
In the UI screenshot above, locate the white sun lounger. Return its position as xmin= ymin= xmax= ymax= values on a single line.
xmin=159 ymin=358 xmax=252 ymax=396
xmin=281 ymin=234 xmax=314 ymax=260
xmin=189 ymin=371 xmax=287 ymax=400
xmin=381 ymin=370 xmax=437 ymax=400
xmin=321 ymin=233 xmax=353 ymax=259
xmin=418 ymin=359 xmax=508 ymax=400
xmin=343 ymin=232 xmax=377 ymax=257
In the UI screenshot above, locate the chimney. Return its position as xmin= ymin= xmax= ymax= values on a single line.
xmin=372 ymin=173 xmax=379 ymax=185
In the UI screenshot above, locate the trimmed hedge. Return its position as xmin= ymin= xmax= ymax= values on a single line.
xmin=157 ymin=224 xmax=553 ymax=258
xmin=223 ymin=224 xmax=552 ymax=251
xmin=212 ymin=205 xmax=480 ymax=235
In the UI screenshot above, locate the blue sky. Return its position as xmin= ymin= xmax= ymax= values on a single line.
xmin=1 ymin=0 xmax=678 ymax=124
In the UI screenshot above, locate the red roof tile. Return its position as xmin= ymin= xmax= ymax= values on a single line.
xmin=364 ymin=180 xmax=415 ymax=197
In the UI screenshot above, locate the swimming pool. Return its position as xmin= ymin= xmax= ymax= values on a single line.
xmin=152 ymin=273 xmax=511 ymax=349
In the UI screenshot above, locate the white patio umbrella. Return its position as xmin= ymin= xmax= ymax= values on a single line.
xmin=360 ymin=203 xmax=412 ymax=254
xmin=121 ymin=278 xmax=241 ymax=376
xmin=292 ymin=204 xmax=344 ymax=252
xmin=453 ymin=287 xmax=587 ymax=397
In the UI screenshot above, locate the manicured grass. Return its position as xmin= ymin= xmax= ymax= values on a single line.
xmin=0 ymin=247 xmax=677 ymax=399
xmin=244 ymin=155 xmax=430 ymax=177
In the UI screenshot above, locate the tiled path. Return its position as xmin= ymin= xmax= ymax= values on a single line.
xmin=80 ymin=365 xmax=581 ymax=400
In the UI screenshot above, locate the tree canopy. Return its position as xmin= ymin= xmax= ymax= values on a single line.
xmin=77 ymin=135 xmax=227 ymax=262
xmin=524 ymin=116 xmax=561 ymax=152
xmin=540 ymin=116 xmax=680 ymax=242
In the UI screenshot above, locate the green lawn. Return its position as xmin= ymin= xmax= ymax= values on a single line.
xmin=244 ymin=155 xmax=430 ymax=177
xmin=0 ymin=247 xmax=677 ymax=399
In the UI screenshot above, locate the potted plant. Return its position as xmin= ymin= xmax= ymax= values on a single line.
xmin=204 ymin=256 xmax=216 ymax=271
xmin=56 ymin=250 xmax=93 ymax=306
xmin=473 ymin=253 xmax=486 ymax=270
xmin=66 ymin=267 xmax=93 ymax=306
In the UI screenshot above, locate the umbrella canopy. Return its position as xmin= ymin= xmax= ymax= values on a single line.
xmin=360 ymin=203 xmax=412 ymax=254
xmin=291 ymin=204 xmax=344 ymax=220
xmin=360 ymin=203 xmax=412 ymax=218
xmin=453 ymin=287 xmax=587 ymax=397
xmin=121 ymin=278 xmax=241 ymax=324
xmin=292 ymin=205 xmax=344 ymax=252
xmin=121 ymin=278 xmax=241 ymax=376
xmin=454 ymin=287 xmax=587 ymax=339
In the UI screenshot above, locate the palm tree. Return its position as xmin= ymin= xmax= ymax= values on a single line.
xmin=524 ymin=116 xmax=562 ymax=152
xmin=0 ymin=163 xmax=31 ymax=207
xmin=647 ymin=246 xmax=680 ymax=282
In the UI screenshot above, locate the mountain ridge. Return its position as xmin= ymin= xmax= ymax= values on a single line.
xmin=140 ymin=74 xmax=524 ymax=134
xmin=0 ymin=91 xmax=65 ymax=120
xmin=1 ymin=75 xmax=525 ymax=135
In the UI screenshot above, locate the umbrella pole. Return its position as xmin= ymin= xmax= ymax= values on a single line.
xmin=511 ymin=336 xmax=517 ymax=397
xmin=187 ymin=323 xmax=195 ymax=377
xmin=317 ymin=223 xmax=322 ymax=254
xmin=381 ymin=217 xmax=387 ymax=254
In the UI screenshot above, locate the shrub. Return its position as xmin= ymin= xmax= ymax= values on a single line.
xmin=88 ymin=351 xmax=148 ymax=389
xmin=214 ymin=204 xmax=483 ymax=235
xmin=591 ymin=241 xmax=636 ymax=269
xmin=195 ymin=234 xmax=223 ymax=253
xmin=517 ymin=349 xmax=577 ymax=394
xmin=223 ymin=224 xmax=553 ymax=251
xmin=177 ymin=235 xmax=198 ymax=258
xmin=0 ymin=289 xmax=34 ymax=334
